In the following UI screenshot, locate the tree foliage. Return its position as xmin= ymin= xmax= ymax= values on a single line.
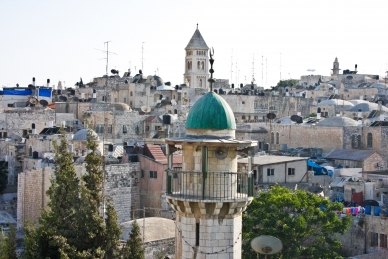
xmin=242 ymin=185 xmax=351 ymax=259
xmin=0 ymin=225 xmax=17 ymax=259
xmin=276 ymin=79 xmax=299 ymax=88
xmin=122 ymin=219 xmax=145 ymax=259
xmin=23 ymin=130 xmax=122 ymax=259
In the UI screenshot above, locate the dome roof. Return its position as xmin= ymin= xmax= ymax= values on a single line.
xmin=186 ymin=92 xmax=236 ymax=130
xmin=73 ymin=129 xmax=100 ymax=142
xmin=348 ymin=99 xmax=369 ymax=105
xmin=318 ymin=99 xmax=354 ymax=106
xmin=108 ymin=103 xmax=130 ymax=111
xmin=316 ymin=116 xmax=360 ymax=127
xmin=349 ymin=102 xmax=388 ymax=112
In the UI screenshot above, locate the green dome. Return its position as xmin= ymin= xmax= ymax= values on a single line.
xmin=186 ymin=92 xmax=236 ymax=130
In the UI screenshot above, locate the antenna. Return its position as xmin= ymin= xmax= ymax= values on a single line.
xmin=280 ymin=52 xmax=282 ymax=81
xmin=262 ymin=54 xmax=264 ymax=88
xmin=266 ymin=58 xmax=268 ymax=88
xmin=251 ymin=54 xmax=255 ymax=85
xmin=230 ymin=49 xmax=233 ymax=87
xmin=142 ymin=42 xmax=145 ymax=71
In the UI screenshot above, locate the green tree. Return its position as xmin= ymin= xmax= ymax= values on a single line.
xmin=0 ymin=225 xmax=17 ymax=259
xmin=242 ymin=185 xmax=351 ymax=259
xmin=276 ymin=79 xmax=298 ymax=88
xmin=0 ymin=164 xmax=8 ymax=195
xmin=122 ymin=219 xmax=145 ymax=259
xmin=24 ymin=130 xmax=122 ymax=259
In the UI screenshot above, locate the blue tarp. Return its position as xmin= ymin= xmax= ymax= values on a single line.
xmin=3 ymin=89 xmax=32 ymax=95
xmin=308 ymin=159 xmax=334 ymax=178
xmin=38 ymin=88 xmax=52 ymax=98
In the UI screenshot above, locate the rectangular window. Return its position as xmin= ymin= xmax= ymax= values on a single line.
xmin=149 ymin=171 xmax=157 ymax=179
xmin=267 ymin=168 xmax=274 ymax=176
xmin=141 ymin=170 xmax=144 ymax=178
xmin=371 ymin=232 xmax=378 ymax=247
xmin=288 ymin=168 xmax=295 ymax=175
xmin=130 ymin=91 xmax=133 ymax=96
xmin=96 ymin=124 xmax=104 ymax=134
xmin=381 ymin=234 xmax=387 ymax=248
xmin=242 ymin=115 xmax=246 ymax=120
xmin=108 ymin=124 xmax=113 ymax=133
xmin=146 ymin=126 xmax=149 ymax=131
xmin=123 ymin=125 xmax=128 ymax=133
xmin=195 ymin=223 xmax=200 ymax=246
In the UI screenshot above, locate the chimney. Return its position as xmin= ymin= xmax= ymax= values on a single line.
xmin=47 ymin=79 xmax=50 ymax=88
xmin=48 ymin=121 xmax=53 ymax=128
xmin=61 ymin=121 xmax=66 ymax=128
xmin=355 ymin=64 xmax=358 ymax=72
xmin=380 ymin=114 xmax=385 ymax=121
xmin=93 ymin=89 xmax=96 ymax=99
xmin=32 ymin=123 xmax=36 ymax=134
xmin=358 ymin=108 xmax=362 ymax=119
xmin=33 ymin=77 xmax=35 ymax=87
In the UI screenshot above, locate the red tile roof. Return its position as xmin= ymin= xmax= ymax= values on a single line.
xmin=145 ymin=144 xmax=166 ymax=161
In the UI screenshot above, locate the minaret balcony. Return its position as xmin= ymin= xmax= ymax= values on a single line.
xmin=166 ymin=170 xmax=254 ymax=202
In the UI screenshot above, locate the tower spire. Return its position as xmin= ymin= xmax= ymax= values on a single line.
xmin=196 ymin=23 xmax=198 ymax=29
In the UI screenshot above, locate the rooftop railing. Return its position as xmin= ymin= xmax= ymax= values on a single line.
xmin=166 ymin=170 xmax=254 ymax=201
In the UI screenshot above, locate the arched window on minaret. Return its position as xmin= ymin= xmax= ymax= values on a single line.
xmin=276 ymin=132 xmax=279 ymax=144
xmin=197 ymin=61 xmax=200 ymax=69
xmin=201 ymin=61 xmax=205 ymax=70
xmin=271 ymin=132 xmax=275 ymax=144
xmin=198 ymin=79 xmax=202 ymax=88
xmin=29 ymin=146 xmax=32 ymax=157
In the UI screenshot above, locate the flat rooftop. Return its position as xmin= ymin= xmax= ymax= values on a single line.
xmin=238 ymin=155 xmax=308 ymax=165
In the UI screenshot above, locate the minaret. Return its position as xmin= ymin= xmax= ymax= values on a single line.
xmin=331 ymin=57 xmax=341 ymax=76
xmin=183 ymin=24 xmax=209 ymax=89
xmin=168 ymin=51 xmax=257 ymax=258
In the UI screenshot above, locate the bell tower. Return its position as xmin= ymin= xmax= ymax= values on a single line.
xmin=169 ymin=52 xmax=257 ymax=258
xmin=183 ymin=25 xmax=209 ymax=89
xmin=331 ymin=57 xmax=341 ymax=76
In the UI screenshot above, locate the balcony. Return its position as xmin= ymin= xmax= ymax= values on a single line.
xmin=166 ymin=170 xmax=254 ymax=201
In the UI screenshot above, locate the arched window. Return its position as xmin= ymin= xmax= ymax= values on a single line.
xmin=201 ymin=61 xmax=205 ymax=70
xmin=367 ymin=133 xmax=373 ymax=148
xmin=29 ymin=146 xmax=32 ymax=157
xmin=198 ymin=79 xmax=202 ymax=88
xmin=197 ymin=61 xmax=200 ymax=69
xmin=351 ymin=134 xmax=362 ymax=149
xmin=276 ymin=132 xmax=279 ymax=144
xmin=271 ymin=132 xmax=275 ymax=144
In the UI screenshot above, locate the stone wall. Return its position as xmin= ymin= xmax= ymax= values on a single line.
xmin=17 ymin=167 xmax=51 ymax=229
xmin=144 ymin=237 xmax=175 ymax=259
xmin=105 ymin=163 xmax=140 ymax=223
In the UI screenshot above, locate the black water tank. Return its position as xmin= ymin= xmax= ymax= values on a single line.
xmin=163 ymin=114 xmax=171 ymax=124
xmin=33 ymin=151 xmax=39 ymax=159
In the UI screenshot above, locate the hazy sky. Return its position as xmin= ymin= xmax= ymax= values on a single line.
xmin=1 ymin=0 xmax=388 ymax=89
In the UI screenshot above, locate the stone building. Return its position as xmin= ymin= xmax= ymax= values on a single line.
xmin=325 ymin=149 xmax=385 ymax=172
xmin=137 ymin=144 xmax=181 ymax=218
xmin=183 ymin=27 xmax=209 ymax=89
xmin=165 ymin=90 xmax=257 ymax=258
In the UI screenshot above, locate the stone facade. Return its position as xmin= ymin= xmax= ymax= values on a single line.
xmin=105 ymin=163 xmax=140 ymax=223
xmin=17 ymin=167 xmax=51 ymax=229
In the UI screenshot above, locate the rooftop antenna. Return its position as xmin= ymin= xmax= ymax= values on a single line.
xmin=266 ymin=58 xmax=268 ymax=88
xmin=262 ymin=53 xmax=264 ymax=88
xmin=142 ymin=42 xmax=145 ymax=71
xmin=280 ymin=52 xmax=282 ymax=81
xmin=252 ymin=54 xmax=255 ymax=85
xmin=230 ymin=49 xmax=233 ymax=87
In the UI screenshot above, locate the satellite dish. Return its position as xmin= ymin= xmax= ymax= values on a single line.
xmin=290 ymin=115 xmax=301 ymax=122
xmin=267 ymin=113 xmax=276 ymax=120
xmin=28 ymin=97 xmax=38 ymax=105
xmin=182 ymin=97 xmax=189 ymax=104
xmin=215 ymin=147 xmax=228 ymax=160
xmin=124 ymin=79 xmax=129 ymax=84
xmin=72 ymin=96 xmax=79 ymax=102
xmin=39 ymin=99 xmax=48 ymax=107
xmin=59 ymin=96 xmax=68 ymax=102
xmin=251 ymin=235 xmax=283 ymax=255
xmin=308 ymin=185 xmax=323 ymax=194
xmin=10 ymin=134 xmax=22 ymax=143
xmin=141 ymin=105 xmax=151 ymax=113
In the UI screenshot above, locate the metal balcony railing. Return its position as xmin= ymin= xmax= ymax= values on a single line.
xmin=166 ymin=170 xmax=254 ymax=201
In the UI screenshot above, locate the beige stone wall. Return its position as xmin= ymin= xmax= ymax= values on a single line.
xmin=270 ymin=124 xmax=344 ymax=153
xmin=260 ymin=160 xmax=307 ymax=183
xmin=17 ymin=167 xmax=51 ymax=229
xmin=175 ymin=212 xmax=242 ymax=259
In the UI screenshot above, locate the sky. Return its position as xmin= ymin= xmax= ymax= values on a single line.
xmin=1 ymin=0 xmax=388 ymax=89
